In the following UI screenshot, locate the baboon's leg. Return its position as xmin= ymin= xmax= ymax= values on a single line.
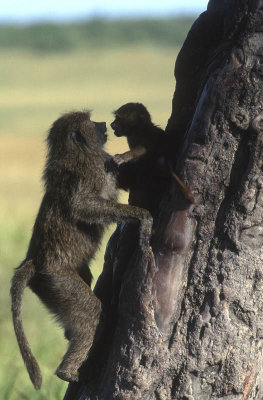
xmin=46 ymin=270 xmax=102 ymax=382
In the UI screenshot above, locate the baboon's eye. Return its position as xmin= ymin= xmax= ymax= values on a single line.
xmin=117 ymin=116 xmax=125 ymax=126
xmin=71 ymin=130 xmax=87 ymax=149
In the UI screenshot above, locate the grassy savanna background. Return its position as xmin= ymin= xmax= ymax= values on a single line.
xmin=0 ymin=18 xmax=194 ymax=399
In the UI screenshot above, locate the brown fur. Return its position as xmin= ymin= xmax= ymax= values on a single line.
xmin=10 ymin=111 xmax=153 ymax=389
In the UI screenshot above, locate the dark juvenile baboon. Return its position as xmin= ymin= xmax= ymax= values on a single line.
xmin=111 ymin=102 xmax=195 ymax=203
xmin=111 ymin=102 xmax=162 ymax=164
xmin=10 ymin=111 xmax=153 ymax=390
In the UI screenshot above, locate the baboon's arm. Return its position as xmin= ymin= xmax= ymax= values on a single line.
xmin=113 ymin=146 xmax=146 ymax=165
xmin=71 ymin=197 xmax=152 ymax=250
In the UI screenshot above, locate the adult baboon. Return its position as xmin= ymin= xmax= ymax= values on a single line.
xmin=10 ymin=111 xmax=153 ymax=389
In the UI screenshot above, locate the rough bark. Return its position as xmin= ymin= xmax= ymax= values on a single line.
xmin=64 ymin=0 xmax=263 ymax=398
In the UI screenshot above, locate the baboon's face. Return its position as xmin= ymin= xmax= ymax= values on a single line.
xmin=93 ymin=121 xmax=107 ymax=146
xmin=111 ymin=109 xmax=138 ymax=138
xmin=70 ymin=120 xmax=107 ymax=153
xmin=110 ymin=113 xmax=127 ymax=137
xmin=47 ymin=112 xmax=107 ymax=157
xmin=111 ymin=103 xmax=150 ymax=138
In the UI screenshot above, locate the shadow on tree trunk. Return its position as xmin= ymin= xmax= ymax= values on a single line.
xmin=64 ymin=0 xmax=263 ymax=398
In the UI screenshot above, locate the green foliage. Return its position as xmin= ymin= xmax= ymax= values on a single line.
xmin=0 ymin=17 xmax=195 ymax=52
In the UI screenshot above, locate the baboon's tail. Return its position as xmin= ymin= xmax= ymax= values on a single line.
xmin=171 ymin=172 xmax=195 ymax=204
xmin=10 ymin=260 xmax=42 ymax=390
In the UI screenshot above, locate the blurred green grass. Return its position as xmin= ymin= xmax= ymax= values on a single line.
xmin=0 ymin=44 xmax=177 ymax=399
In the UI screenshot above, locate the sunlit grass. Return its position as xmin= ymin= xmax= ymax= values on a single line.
xmin=0 ymin=46 xmax=175 ymax=138
xmin=1 ymin=45 xmax=177 ymax=399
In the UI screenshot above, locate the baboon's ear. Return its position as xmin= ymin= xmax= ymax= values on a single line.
xmin=71 ymin=130 xmax=87 ymax=150
xmin=129 ymin=111 xmax=138 ymax=122
xmin=140 ymin=112 xmax=151 ymax=123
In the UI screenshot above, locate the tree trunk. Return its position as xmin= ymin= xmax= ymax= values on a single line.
xmin=64 ymin=0 xmax=263 ymax=398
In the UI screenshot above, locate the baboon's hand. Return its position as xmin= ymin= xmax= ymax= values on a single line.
xmin=142 ymin=245 xmax=156 ymax=271
xmin=105 ymin=158 xmax=119 ymax=175
xmin=140 ymin=236 xmax=151 ymax=252
xmin=113 ymin=154 xmax=125 ymax=165
xmin=139 ymin=215 xmax=153 ymax=252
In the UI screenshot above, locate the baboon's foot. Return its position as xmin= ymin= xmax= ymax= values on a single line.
xmin=55 ymin=366 xmax=80 ymax=383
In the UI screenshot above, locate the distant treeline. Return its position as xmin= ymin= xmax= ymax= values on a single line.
xmin=0 ymin=17 xmax=196 ymax=52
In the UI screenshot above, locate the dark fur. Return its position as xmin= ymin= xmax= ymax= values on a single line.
xmin=111 ymin=102 xmax=163 ymax=162
xmin=111 ymin=102 xmax=195 ymax=204
xmin=10 ymin=111 xmax=153 ymax=389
